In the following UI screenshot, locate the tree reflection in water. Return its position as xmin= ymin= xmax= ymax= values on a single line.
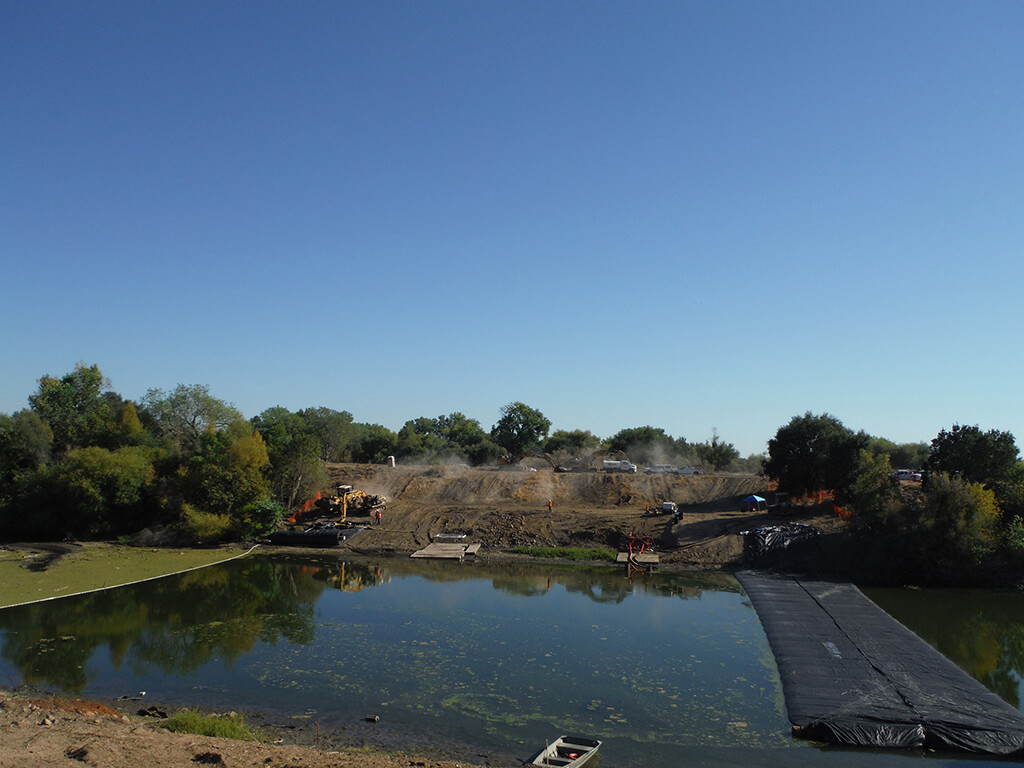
xmin=0 ymin=555 xmax=382 ymax=692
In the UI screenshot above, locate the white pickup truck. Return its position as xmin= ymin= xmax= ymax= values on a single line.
xmin=673 ymin=466 xmax=705 ymax=475
xmin=893 ymin=469 xmax=922 ymax=481
xmin=644 ymin=464 xmax=674 ymax=474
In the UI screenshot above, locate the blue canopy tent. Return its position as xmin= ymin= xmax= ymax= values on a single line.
xmin=742 ymin=494 xmax=767 ymax=512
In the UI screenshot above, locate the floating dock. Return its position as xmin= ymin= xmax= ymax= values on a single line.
xmin=410 ymin=542 xmax=481 ymax=560
xmin=616 ymin=552 xmax=659 ymax=566
xmin=737 ymin=572 xmax=1024 ymax=756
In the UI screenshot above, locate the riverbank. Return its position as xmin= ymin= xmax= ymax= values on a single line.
xmin=0 ymin=688 xmax=482 ymax=768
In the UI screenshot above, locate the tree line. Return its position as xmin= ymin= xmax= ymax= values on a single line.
xmin=0 ymin=363 xmax=753 ymax=542
xmin=763 ymin=412 xmax=1024 ymax=580
xmin=5 ymin=362 xmax=1020 ymax=580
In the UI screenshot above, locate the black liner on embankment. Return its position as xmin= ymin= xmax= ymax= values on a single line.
xmin=738 ymin=571 xmax=1024 ymax=757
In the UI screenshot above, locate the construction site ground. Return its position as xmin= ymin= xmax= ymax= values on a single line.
xmin=319 ymin=462 xmax=846 ymax=569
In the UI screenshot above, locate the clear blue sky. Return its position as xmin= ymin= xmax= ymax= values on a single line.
xmin=3 ymin=1 xmax=1022 ymax=457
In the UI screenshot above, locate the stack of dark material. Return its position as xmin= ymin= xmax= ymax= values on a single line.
xmin=741 ymin=523 xmax=819 ymax=562
xmin=738 ymin=572 xmax=1024 ymax=756
xmin=269 ymin=521 xmax=348 ymax=547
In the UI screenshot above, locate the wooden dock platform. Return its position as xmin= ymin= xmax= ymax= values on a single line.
xmin=411 ymin=542 xmax=481 ymax=560
xmin=616 ymin=551 xmax=659 ymax=565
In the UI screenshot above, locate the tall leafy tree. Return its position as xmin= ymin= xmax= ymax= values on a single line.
xmin=544 ymin=429 xmax=601 ymax=456
xmin=693 ymin=430 xmax=740 ymax=470
xmin=490 ymin=402 xmax=551 ymax=457
xmin=763 ymin=412 xmax=868 ymax=496
xmin=436 ymin=412 xmax=491 ymax=456
xmin=607 ymin=426 xmax=675 ymax=465
xmin=919 ymin=472 xmax=1001 ymax=566
xmin=251 ymin=407 xmax=326 ymax=507
xmin=927 ymin=424 xmax=1019 ymax=487
xmin=298 ymin=407 xmax=355 ymax=462
xmin=350 ymin=423 xmax=399 ymax=464
xmin=0 ymin=410 xmax=53 ymax=483
xmin=842 ymin=449 xmax=901 ymax=530
xmin=142 ymin=384 xmax=243 ymax=455
xmin=178 ymin=421 xmax=270 ymax=523
xmin=868 ymin=437 xmax=929 ymax=470
xmin=28 ymin=362 xmax=113 ymax=452
xmin=395 ymin=417 xmax=447 ymax=460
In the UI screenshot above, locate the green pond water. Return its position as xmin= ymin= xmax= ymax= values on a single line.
xmin=0 ymin=554 xmax=1020 ymax=768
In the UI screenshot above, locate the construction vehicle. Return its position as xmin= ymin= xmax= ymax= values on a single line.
xmin=285 ymin=484 xmax=387 ymax=525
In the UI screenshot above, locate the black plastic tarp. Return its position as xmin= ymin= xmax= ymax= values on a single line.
xmin=741 ymin=523 xmax=819 ymax=561
xmin=737 ymin=572 xmax=1024 ymax=756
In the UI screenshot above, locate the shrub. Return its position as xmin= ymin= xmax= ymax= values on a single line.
xmin=238 ymin=499 xmax=284 ymax=537
xmin=157 ymin=708 xmax=262 ymax=741
xmin=178 ymin=504 xmax=233 ymax=544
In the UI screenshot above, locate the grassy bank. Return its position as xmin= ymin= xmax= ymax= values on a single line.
xmin=0 ymin=543 xmax=250 ymax=609
xmin=511 ymin=545 xmax=617 ymax=561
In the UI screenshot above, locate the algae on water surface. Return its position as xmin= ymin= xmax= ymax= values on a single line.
xmin=0 ymin=543 xmax=246 ymax=609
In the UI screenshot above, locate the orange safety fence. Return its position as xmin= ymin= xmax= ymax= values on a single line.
xmin=833 ymin=503 xmax=852 ymax=520
xmin=285 ymin=491 xmax=322 ymax=525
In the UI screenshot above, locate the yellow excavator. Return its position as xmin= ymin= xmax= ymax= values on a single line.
xmin=315 ymin=484 xmax=387 ymax=522
xmin=286 ymin=484 xmax=387 ymax=525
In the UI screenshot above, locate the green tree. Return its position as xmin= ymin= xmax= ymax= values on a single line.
xmin=927 ymin=424 xmax=1019 ymax=487
xmin=763 ymin=412 xmax=868 ymax=496
xmin=607 ymin=426 xmax=675 ymax=466
xmin=395 ymin=417 xmax=447 ymax=461
xmin=28 ymin=362 xmax=113 ymax=452
xmin=114 ymin=401 xmax=151 ymax=446
xmin=393 ymin=412 xmax=498 ymax=465
xmin=543 ymin=429 xmax=601 ymax=456
xmin=297 ymin=407 xmax=356 ymax=462
xmin=842 ymin=449 xmax=901 ymax=531
xmin=4 ymin=446 xmax=158 ymax=537
xmin=436 ymin=412 xmax=492 ymax=459
xmin=177 ymin=422 xmax=271 ymax=532
xmin=0 ymin=410 xmax=53 ymax=483
xmin=142 ymin=384 xmax=244 ymax=455
xmin=693 ymin=430 xmax=740 ymax=470
xmin=251 ymin=407 xmax=326 ymax=508
xmin=868 ymin=437 xmax=929 ymax=470
xmin=350 ymin=423 xmax=399 ymax=464
xmin=918 ymin=472 xmax=1001 ymax=566
xmin=490 ymin=402 xmax=551 ymax=457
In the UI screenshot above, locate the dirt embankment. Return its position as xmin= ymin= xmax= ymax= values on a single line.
xmin=320 ymin=464 xmax=844 ymax=570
